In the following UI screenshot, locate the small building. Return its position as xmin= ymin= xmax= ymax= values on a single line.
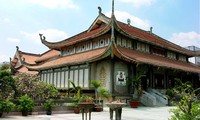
xmin=187 ymin=46 xmax=200 ymax=66
xmin=11 ymin=4 xmax=200 ymax=102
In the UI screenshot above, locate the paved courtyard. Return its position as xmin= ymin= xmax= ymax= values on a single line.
xmin=1 ymin=106 xmax=175 ymax=120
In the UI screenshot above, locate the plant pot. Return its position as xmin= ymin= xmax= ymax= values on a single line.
xmin=95 ymin=106 xmax=103 ymax=112
xmin=74 ymin=108 xmax=80 ymax=114
xmin=129 ymin=101 xmax=140 ymax=108
xmin=46 ymin=111 xmax=52 ymax=115
xmin=22 ymin=111 xmax=29 ymax=116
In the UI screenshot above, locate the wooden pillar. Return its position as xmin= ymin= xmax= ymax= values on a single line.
xmin=110 ymin=59 xmax=114 ymax=97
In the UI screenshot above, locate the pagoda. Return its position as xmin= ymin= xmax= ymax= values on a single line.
xmin=11 ymin=1 xmax=200 ymax=103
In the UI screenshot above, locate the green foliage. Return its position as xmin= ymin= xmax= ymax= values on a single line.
xmin=79 ymin=95 xmax=94 ymax=102
xmin=15 ymin=73 xmax=58 ymax=100
xmin=69 ymin=80 xmax=82 ymax=97
xmin=44 ymin=99 xmax=55 ymax=111
xmin=98 ymin=88 xmax=110 ymax=100
xmin=69 ymin=80 xmax=82 ymax=107
xmin=0 ymin=70 xmax=16 ymax=99
xmin=90 ymin=80 xmax=101 ymax=101
xmin=0 ymin=63 xmax=10 ymax=71
xmin=18 ymin=95 xmax=34 ymax=112
xmin=0 ymin=99 xmax=15 ymax=113
xmin=42 ymin=84 xmax=59 ymax=99
xmin=128 ymin=71 xmax=145 ymax=100
xmin=166 ymin=89 xmax=175 ymax=99
xmin=169 ymin=101 xmax=200 ymax=120
xmin=90 ymin=80 xmax=101 ymax=89
xmin=169 ymin=80 xmax=200 ymax=120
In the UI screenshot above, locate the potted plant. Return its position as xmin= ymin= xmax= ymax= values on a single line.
xmin=128 ymin=71 xmax=145 ymax=108
xmin=18 ymin=94 xmax=34 ymax=116
xmin=72 ymin=95 xmax=81 ymax=114
xmin=90 ymin=80 xmax=101 ymax=104
xmin=69 ymin=80 xmax=82 ymax=114
xmin=91 ymin=80 xmax=104 ymax=111
xmin=0 ymin=99 xmax=15 ymax=117
xmin=44 ymin=99 xmax=55 ymax=115
xmin=96 ymin=88 xmax=110 ymax=112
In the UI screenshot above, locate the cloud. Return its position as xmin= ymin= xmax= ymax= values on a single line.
xmin=106 ymin=10 xmax=150 ymax=30
xmin=118 ymin=0 xmax=156 ymax=8
xmin=0 ymin=53 xmax=10 ymax=63
xmin=3 ymin=18 xmax=11 ymax=23
xmin=7 ymin=38 xmax=20 ymax=43
xmin=28 ymin=0 xmax=79 ymax=9
xmin=20 ymin=29 xmax=68 ymax=44
xmin=169 ymin=31 xmax=200 ymax=48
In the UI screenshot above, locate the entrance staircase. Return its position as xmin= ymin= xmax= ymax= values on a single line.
xmin=140 ymin=89 xmax=168 ymax=107
xmin=140 ymin=91 xmax=156 ymax=107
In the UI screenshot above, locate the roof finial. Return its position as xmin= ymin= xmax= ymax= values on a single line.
xmin=98 ymin=6 xmax=102 ymax=14
xmin=39 ymin=33 xmax=46 ymax=41
xmin=16 ymin=46 xmax=19 ymax=51
xmin=112 ymin=0 xmax=114 ymax=15
xmin=150 ymin=27 xmax=153 ymax=34
xmin=127 ymin=18 xmax=131 ymax=26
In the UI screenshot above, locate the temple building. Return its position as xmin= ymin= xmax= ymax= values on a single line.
xmin=11 ymin=3 xmax=200 ymax=104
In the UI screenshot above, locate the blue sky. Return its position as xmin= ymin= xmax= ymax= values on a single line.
xmin=0 ymin=0 xmax=199 ymax=62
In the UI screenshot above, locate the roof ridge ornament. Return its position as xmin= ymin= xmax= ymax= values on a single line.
xmin=16 ymin=46 xmax=19 ymax=51
xmin=150 ymin=27 xmax=153 ymax=34
xmin=98 ymin=6 xmax=102 ymax=14
xmin=127 ymin=18 xmax=131 ymax=26
xmin=39 ymin=33 xmax=46 ymax=41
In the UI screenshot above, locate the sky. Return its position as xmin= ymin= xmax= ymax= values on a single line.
xmin=0 ymin=0 xmax=199 ymax=63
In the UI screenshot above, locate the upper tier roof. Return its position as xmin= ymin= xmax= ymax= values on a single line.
xmin=40 ymin=13 xmax=199 ymax=56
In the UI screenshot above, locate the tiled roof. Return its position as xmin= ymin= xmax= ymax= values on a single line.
xmin=117 ymin=47 xmax=200 ymax=73
xmin=20 ymin=52 xmax=40 ymax=64
xmin=42 ymin=15 xmax=196 ymax=56
xmin=27 ymin=47 xmax=108 ymax=70
xmin=42 ymin=26 xmax=107 ymax=49
xmin=117 ymin=22 xmax=195 ymax=56
xmin=11 ymin=50 xmax=40 ymax=74
xmin=35 ymin=49 xmax=60 ymax=63
xmin=17 ymin=66 xmax=38 ymax=74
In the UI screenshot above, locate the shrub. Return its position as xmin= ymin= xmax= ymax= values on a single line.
xmin=18 ymin=95 xmax=34 ymax=112
xmin=44 ymin=99 xmax=55 ymax=112
xmin=0 ymin=99 xmax=15 ymax=113
xmin=15 ymin=73 xmax=58 ymax=100
xmin=0 ymin=70 xmax=16 ymax=99
xmin=169 ymin=80 xmax=200 ymax=120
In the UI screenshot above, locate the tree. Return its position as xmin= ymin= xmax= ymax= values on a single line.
xmin=0 ymin=63 xmax=10 ymax=71
xmin=15 ymin=73 xmax=58 ymax=100
xmin=0 ymin=70 xmax=16 ymax=99
xmin=169 ymin=80 xmax=200 ymax=120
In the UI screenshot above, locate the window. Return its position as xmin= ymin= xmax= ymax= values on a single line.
xmin=167 ymin=52 xmax=176 ymax=59
xmin=82 ymin=45 xmax=85 ymax=51
xmin=93 ymin=40 xmax=99 ymax=49
xmin=179 ymin=55 xmax=186 ymax=62
xmin=152 ymin=47 xmax=165 ymax=57
xmin=100 ymin=39 xmax=105 ymax=47
xmin=105 ymin=38 xmax=110 ymax=45
xmin=117 ymin=37 xmax=121 ymax=46
xmin=137 ymin=42 xmax=150 ymax=53
xmin=127 ymin=40 xmax=132 ymax=48
xmin=122 ymin=39 xmax=126 ymax=47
